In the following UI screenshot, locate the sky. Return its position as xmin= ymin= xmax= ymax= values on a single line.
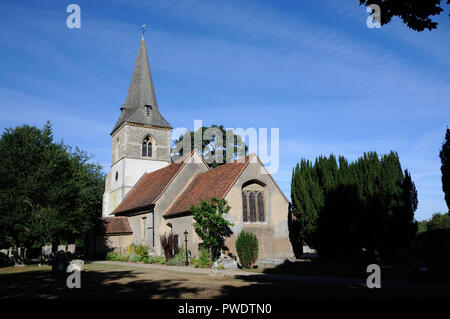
xmin=0 ymin=0 xmax=449 ymax=221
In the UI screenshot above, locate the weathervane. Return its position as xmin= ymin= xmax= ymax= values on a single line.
xmin=141 ymin=24 xmax=147 ymax=38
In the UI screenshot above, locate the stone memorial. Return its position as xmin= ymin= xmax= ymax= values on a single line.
xmin=42 ymin=245 xmax=52 ymax=257
xmin=52 ymin=250 xmax=69 ymax=276
xmin=67 ymin=244 xmax=76 ymax=254
xmin=57 ymin=245 xmax=66 ymax=252
xmin=67 ymin=259 xmax=84 ymax=272
xmin=219 ymin=258 xmax=238 ymax=269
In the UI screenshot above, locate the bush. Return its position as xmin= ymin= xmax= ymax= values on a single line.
xmin=167 ymin=252 xmax=186 ymax=266
xmin=167 ymin=246 xmax=187 ymax=266
xmin=126 ymin=243 xmax=148 ymax=259
xmin=236 ymin=231 xmax=258 ymax=268
xmin=160 ymin=233 xmax=175 ymax=261
xmin=106 ymin=251 xmax=120 ymax=261
xmin=191 ymin=247 xmax=211 ymax=268
xmin=156 ymin=256 xmax=166 ymax=264
xmin=133 ymin=244 xmax=149 ymax=259
xmin=132 ymin=255 xmax=142 ymax=263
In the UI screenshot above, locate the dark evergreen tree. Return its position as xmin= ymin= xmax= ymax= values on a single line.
xmin=440 ymin=128 xmax=450 ymax=211
xmin=0 ymin=122 xmax=104 ymax=255
xmin=290 ymin=151 xmax=418 ymax=260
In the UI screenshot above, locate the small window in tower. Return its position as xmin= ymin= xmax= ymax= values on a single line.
xmin=145 ymin=105 xmax=152 ymax=116
xmin=115 ymin=171 xmax=118 ymax=181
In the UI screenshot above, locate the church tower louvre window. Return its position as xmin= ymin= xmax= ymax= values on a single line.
xmin=145 ymin=105 xmax=152 ymax=116
xmin=142 ymin=136 xmax=153 ymax=157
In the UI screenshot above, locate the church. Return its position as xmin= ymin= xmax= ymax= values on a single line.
xmin=100 ymin=36 xmax=294 ymax=261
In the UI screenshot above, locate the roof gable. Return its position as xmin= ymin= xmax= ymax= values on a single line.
xmin=163 ymin=157 xmax=249 ymax=217
xmin=112 ymin=161 xmax=184 ymax=215
xmin=112 ymin=151 xmax=204 ymax=216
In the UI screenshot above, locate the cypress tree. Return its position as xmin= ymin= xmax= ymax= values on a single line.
xmin=290 ymin=151 xmax=418 ymax=259
xmin=440 ymin=128 xmax=450 ymax=211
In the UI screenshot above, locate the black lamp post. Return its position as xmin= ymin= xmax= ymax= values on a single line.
xmin=184 ymin=230 xmax=189 ymax=266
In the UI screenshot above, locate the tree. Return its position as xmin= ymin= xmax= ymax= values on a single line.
xmin=415 ymin=212 xmax=450 ymax=258
xmin=172 ymin=125 xmax=248 ymax=168
xmin=440 ymin=128 xmax=450 ymax=211
xmin=360 ymin=0 xmax=449 ymax=31
xmin=191 ymin=197 xmax=234 ymax=265
xmin=0 ymin=122 xmax=104 ymax=256
xmin=290 ymin=151 xmax=418 ymax=259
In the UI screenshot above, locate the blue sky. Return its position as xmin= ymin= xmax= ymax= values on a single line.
xmin=0 ymin=0 xmax=449 ymax=221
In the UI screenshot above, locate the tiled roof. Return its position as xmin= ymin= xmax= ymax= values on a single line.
xmin=112 ymin=161 xmax=184 ymax=215
xmin=102 ymin=217 xmax=132 ymax=234
xmin=164 ymin=158 xmax=249 ymax=217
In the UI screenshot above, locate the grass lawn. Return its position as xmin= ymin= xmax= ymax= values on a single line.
xmin=0 ymin=262 xmax=448 ymax=299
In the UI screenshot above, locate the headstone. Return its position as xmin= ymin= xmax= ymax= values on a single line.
xmin=67 ymin=259 xmax=84 ymax=272
xmin=57 ymin=245 xmax=66 ymax=252
xmin=210 ymin=261 xmax=222 ymax=276
xmin=8 ymin=247 xmax=12 ymax=258
xmin=42 ymin=245 xmax=52 ymax=257
xmin=17 ymin=247 xmax=21 ymax=258
xmin=219 ymin=258 xmax=238 ymax=269
xmin=52 ymin=250 xmax=69 ymax=275
xmin=67 ymin=244 xmax=76 ymax=254
xmin=0 ymin=249 xmax=7 ymax=255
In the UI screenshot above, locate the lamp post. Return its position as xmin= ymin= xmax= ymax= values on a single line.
xmin=184 ymin=230 xmax=189 ymax=266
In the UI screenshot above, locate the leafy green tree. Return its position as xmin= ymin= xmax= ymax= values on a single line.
xmin=172 ymin=125 xmax=248 ymax=168
xmin=359 ymin=0 xmax=449 ymax=31
xmin=191 ymin=197 xmax=234 ymax=265
xmin=415 ymin=212 xmax=450 ymax=258
xmin=440 ymin=128 xmax=450 ymax=211
xmin=0 ymin=122 xmax=104 ymax=256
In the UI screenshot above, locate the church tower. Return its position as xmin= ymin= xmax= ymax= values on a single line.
xmin=102 ymin=36 xmax=172 ymax=217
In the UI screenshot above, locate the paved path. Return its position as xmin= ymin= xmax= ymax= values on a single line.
xmin=92 ymin=261 xmax=450 ymax=295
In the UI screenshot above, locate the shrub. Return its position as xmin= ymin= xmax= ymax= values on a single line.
xmin=167 ymin=252 xmax=185 ymax=266
xmin=133 ymin=244 xmax=149 ymax=259
xmin=236 ymin=231 xmax=258 ymax=268
xmin=191 ymin=247 xmax=211 ymax=268
xmin=160 ymin=233 xmax=175 ymax=261
xmin=106 ymin=251 xmax=120 ymax=261
xmin=132 ymin=255 xmax=143 ymax=263
xmin=156 ymin=256 xmax=166 ymax=264
xmin=167 ymin=245 xmax=187 ymax=266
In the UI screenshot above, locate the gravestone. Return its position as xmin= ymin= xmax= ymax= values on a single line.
xmin=219 ymin=258 xmax=238 ymax=269
xmin=210 ymin=261 xmax=222 ymax=276
xmin=67 ymin=244 xmax=76 ymax=254
xmin=52 ymin=250 xmax=69 ymax=276
xmin=8 ymin=247 xmax=12 ymax=258
xmin=42 ymin=245 xmax=52 ymax=257
xmin=57 ymin=245 xmax=66 ymax=252
xmin=67 ymin=259 xmax=84 ymax=272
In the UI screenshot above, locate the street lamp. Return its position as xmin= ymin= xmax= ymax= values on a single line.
xmin=184 ymin=230 xmax=189 ymax=266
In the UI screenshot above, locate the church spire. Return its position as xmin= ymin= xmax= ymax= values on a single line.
xmin=111 ymin=35 xmax=171 ymax=135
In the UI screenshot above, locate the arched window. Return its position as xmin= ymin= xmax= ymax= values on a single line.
xmin=242 ymin=181 xmax=265 ymax=223
xmin=142 ymin=136 xmax=154 ymax=157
